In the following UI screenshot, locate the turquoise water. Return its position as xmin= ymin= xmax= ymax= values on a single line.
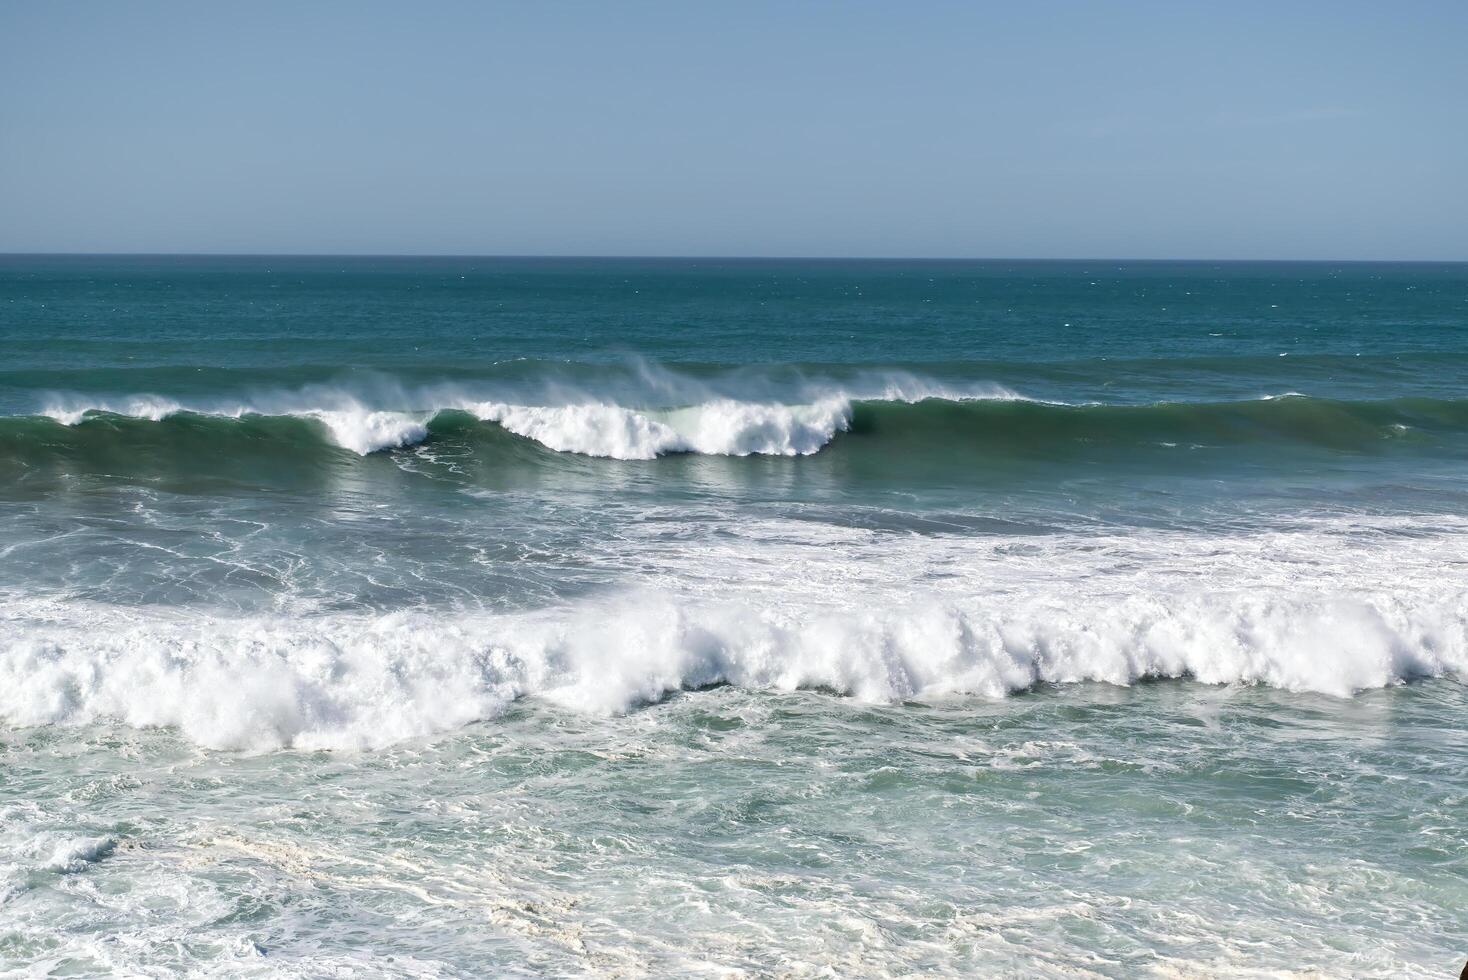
xmin=1 ymin=257 xmax=1465 ymax=976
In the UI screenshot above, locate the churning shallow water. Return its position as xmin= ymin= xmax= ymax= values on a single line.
xmin=1 ymin=256 xmax=1465 ymax=976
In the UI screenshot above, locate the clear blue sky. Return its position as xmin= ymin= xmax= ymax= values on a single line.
xmin=2 ymin=1 xmax=1464 ymax=258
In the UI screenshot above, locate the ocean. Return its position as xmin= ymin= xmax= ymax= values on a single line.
xmin=1 ymin=255 xmax=1464 ymax=977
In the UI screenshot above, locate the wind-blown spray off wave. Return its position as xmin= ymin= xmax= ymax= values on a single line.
xmin=2 ymin=584 xmax=1463 ymax=751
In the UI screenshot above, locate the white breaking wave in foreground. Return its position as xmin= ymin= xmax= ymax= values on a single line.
xmin=2 ymin=587 xmax=1462 ymax=752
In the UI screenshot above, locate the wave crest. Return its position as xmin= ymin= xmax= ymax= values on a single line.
xmin=466 ymin=397 xmax=852 ymax=459
xmin=16 ymin=386 xmax=1468 ymax=465
xmin=310 ymin=409 xmax=428 ymax=455
xmin=29 ymin=371 xmax=1020 ymax=459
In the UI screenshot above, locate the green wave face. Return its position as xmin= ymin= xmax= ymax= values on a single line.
xmin=3 ymin=394 xmax=1464 ymax=495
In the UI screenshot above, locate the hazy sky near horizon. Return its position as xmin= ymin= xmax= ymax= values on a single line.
xmin=2 ymin=1 xmax=1465 ymax=259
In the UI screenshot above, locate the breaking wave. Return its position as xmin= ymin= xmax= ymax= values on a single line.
xmin=1 ymin=587 xmax=1462 ymax=751
xmin=3 ymin=390 xmax=1466 ymax=470
xmin=11 ymin=374 xmax=1016 ymax=461
xmin=461 ymin=397 xmax=853 ymax=458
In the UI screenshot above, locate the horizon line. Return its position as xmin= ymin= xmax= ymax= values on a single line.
xmin=1 ymin=251 xmax=1466 ymax=264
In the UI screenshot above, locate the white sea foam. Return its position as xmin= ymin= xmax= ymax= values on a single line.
xmin=43 ymin=836 xmax=116 ymax=873
xmin=4 ymin=513 xmax=1465 ymax=752
xmin=1 ymin=580 xmax=1462 ymax=752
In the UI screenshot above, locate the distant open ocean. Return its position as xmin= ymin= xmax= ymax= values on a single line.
xmin=2 ymin=255 xmax=1465 ymax=976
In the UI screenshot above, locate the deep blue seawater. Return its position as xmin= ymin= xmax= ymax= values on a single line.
xmin=1 ymin=256 xmax=1465 ymax=976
